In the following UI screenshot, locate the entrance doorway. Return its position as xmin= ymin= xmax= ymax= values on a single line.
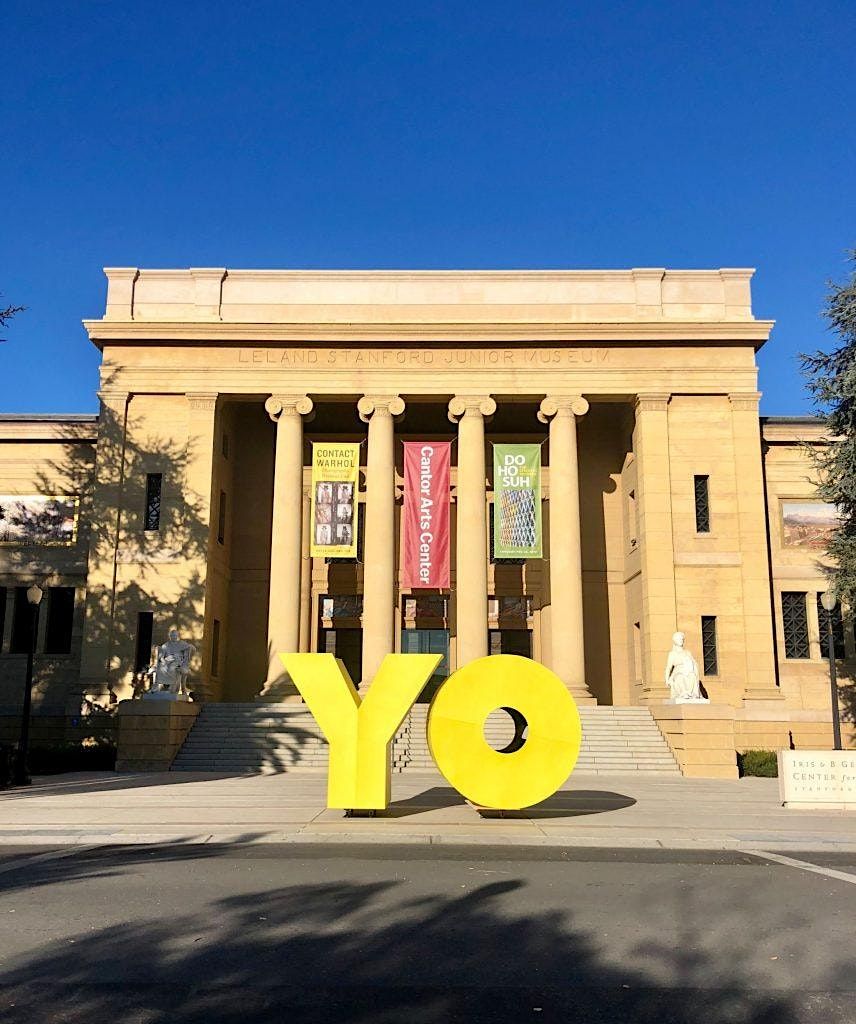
xmin=489 ymin=628 xmax=533 ymax=658
xmin=318 ymin=627 xmax=362 ymax=684
xmin=401 ymin=627 xmax=450 ymax=701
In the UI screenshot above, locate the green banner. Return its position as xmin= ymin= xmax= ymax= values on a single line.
xmin=493 ymin=443 xmax=542 ymax=559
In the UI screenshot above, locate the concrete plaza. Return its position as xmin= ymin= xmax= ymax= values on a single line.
xmin=1 ymin=769 xmax=854 ymax=852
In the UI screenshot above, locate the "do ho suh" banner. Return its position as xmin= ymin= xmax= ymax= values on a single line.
xmin=493 ymin=443 xmax=542 ymax=559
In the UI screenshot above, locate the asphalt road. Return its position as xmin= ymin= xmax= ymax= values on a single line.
xmin=0 ymin=843 xmax=854 ymax=1023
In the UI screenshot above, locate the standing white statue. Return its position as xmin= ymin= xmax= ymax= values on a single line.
xmin=664 ymin=631 xmax=708 ymax=703
xmin=145 ymin=629 xmax=196 ymax=700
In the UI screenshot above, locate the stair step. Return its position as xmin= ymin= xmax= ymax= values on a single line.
xmin=172 ymin=703 xmax=680 ymax=775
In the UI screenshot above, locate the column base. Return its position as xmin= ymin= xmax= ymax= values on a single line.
xmin=256 ymin=678 xmax=302 ymax=702
xmin=569 ymin=688 xmax=597 ymax=705
xmin=742 ymin=687 xmax=785 ymax=705
xmin=639 ymin=685 xmax=671 ymax=704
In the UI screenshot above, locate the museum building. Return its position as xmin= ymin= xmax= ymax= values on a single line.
xmin=0 ymin=267 xmax=851 ymax=777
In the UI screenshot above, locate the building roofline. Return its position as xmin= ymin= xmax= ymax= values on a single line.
xmin=0 ymin=413 xmax=99 ymax=423
xmin=761 ymin=415 xmax=824 ymax=425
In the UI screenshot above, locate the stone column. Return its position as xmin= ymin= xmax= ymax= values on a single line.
xmin=78 ymin=389 xmax=130 ymax=703
xmin=729 ymin=392 xmax=782 ymax=702
xmin=448 ymin=395 xmax=495 ymax=667
xmin=358 ymin=394 xmax=405 ymax=685
xmin=634 ymin=393 xmax=677 ymax=703
xmin=298 ymin=487 xmax=312 ymax=653
xmin=539 ymin=395 xmax=594 ymax=702
xmin=262 ymin=394 xmax=313 ymax=696
xmin=186 ymin=392 xmax=219 ymax=699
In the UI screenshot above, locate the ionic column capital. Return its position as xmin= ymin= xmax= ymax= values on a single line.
xmin=357 ymin=394 xmax=405 ymax=422
xmin=447 ymin=395 xmax=496 ymax=423
xmin=635 ymin=392 xmax=672 ymax=413
xmin=265 ymin=394 xmax=314 ymax=422
xmin=538 ymin=395 xmax=589 ymax=423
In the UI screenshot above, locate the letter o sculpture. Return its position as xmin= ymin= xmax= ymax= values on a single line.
xmin=427 ymin=654 xmax=582 ymax=809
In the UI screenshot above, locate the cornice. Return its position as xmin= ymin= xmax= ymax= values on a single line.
xmin=83 ymin=319 xmax=775 ymax=347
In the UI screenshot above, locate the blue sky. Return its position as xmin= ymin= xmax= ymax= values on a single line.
xmin=1 ymin=1 xmax=854 ymax=414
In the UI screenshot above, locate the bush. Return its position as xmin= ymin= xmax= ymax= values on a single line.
xmin=737 ymin=749 xmax=778 ymax=777
xmin=27 ymin=741 xmax=117 ymax=775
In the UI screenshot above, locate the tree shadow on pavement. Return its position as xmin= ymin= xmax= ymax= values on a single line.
xmin=1 ymin=851 xmax=850 ymax=1023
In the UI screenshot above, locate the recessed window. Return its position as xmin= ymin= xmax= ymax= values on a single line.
xmin=144 ymin=473 xmax=163 ymax=531
xmin=694 ymin=475 xmax=710 ymax=533
xmin=211 ymin=618 xmax=221 ymax=677
xmin=222 ymin=432 xmax=229 ymax=459
xmin=217 ymin=490 xmax=227 ymax=545
xmin=44 ymin=587 xmax=75 ymax=655
xmin=701 ymin=615 xmax=718 ymax=675
xmin=10 ymin=587 xmax=35 ymax=654
xmin=816 ymin=593 xmax=845 ymax=660
xmin=782 ymin=591 xmax=809 ymax=659
xmin=134 ymin=612 xmax=154 ymax=672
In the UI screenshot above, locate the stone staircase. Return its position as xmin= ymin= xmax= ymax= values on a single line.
xmin=393 ymin=705 xmax=679 ymax=774
xmin=172 ymin=702 xmax=679 ymax=775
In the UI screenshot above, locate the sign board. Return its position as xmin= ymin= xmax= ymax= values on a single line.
xmin=778 ymin=750 xmax=856 ymax=809
xmin=310 ymin=443 xmax=360 ymax=558
xmin=492 ymin=443 xmax=542 ymax=559
xmin=402 ymin=441 xmax=451 ymax=588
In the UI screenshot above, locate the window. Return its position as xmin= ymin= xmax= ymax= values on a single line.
xmin=782 ymin=591 xmax=809 ymax=659
xmin=134 ymin=611 xmax=154 ymax=672
xmin=694 ymin=475 xmax=710 ymax=533
xmin=217 ymin=490 xmax=227 ymax=545
xmin=144 ymin=473 xmax=163 ymax=531
xmin=10 ymin=587 xmax=35 ymax=654
xmin=44 ymin=587 xmax=75 ymax=654
xmin=211 ymin=618 xmax=221 ymax=677
xmin=701 ymin=616 xmax=718 ymax=675
xmin=0 ymin=586 xmax=6 ymax=651
xmin=816 ymin=594 xmax=845 ymax=660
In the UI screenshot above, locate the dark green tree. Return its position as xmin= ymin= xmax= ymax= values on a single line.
xmin=801 ymin=252 xmax=856 ymax=608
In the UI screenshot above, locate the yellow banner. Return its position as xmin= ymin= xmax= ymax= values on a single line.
xmin=310 ymin=442 xmax=360 ymax=558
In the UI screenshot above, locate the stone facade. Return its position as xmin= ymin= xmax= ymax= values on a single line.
xmin=0 ymin=267 xmax=853 ymax=772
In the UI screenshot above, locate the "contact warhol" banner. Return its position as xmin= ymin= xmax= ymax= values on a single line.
xmin=402 ymin=442 xmax=450 ymax=588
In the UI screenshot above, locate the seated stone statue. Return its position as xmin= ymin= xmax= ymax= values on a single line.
xmin=145 ymin=629 xmax=196 ymax=698
xmin=664 ymin=631 xmax=708 ymax=703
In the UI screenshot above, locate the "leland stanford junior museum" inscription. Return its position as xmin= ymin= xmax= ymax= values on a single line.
xmin=238 ymin=347 xmax=611 ymax=368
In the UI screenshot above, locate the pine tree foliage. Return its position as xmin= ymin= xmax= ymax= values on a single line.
xmin=802 ymin=252 xmax=856 ymax=608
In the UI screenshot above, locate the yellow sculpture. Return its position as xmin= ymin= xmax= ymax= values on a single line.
xmin=427 ymin=655 xmax=581 ymax=809
xmin=281 ymin=652 xmax=582 ymax=812
xmin=280 ymin=652 xmax=441 ymax=810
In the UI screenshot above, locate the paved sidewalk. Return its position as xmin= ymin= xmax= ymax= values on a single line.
xmin=1 ymin=769 xmax=855 ymax=851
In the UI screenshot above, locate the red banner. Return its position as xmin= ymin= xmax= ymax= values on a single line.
xmin=402 ymin=442 xmax=451 ymax=589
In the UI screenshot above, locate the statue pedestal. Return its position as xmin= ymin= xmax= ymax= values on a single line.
xmin=664 ymin=697 xmax=710 ymax=705
xmin=142 ymin=691 xmax=192 ymax=703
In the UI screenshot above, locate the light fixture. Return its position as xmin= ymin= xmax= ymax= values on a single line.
xmin=26 ymin=584 xmax=43 ymax=607
xmin=820 ymin=588 xmax=837 ymax=613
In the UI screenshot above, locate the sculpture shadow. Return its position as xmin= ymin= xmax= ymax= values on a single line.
xmin=477 ymin=789 xmax=637 ymax=820
xmin=383 ymin=785 xmax=468 ymax=817
xmin=0 ymin=843 xmax=850 ymax=1023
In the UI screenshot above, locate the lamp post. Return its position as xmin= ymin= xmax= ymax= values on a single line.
xmin=14 ymin=584 xmax=43 ymax=786
xmin=820 ymin=588 xmax=843 ymax=751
